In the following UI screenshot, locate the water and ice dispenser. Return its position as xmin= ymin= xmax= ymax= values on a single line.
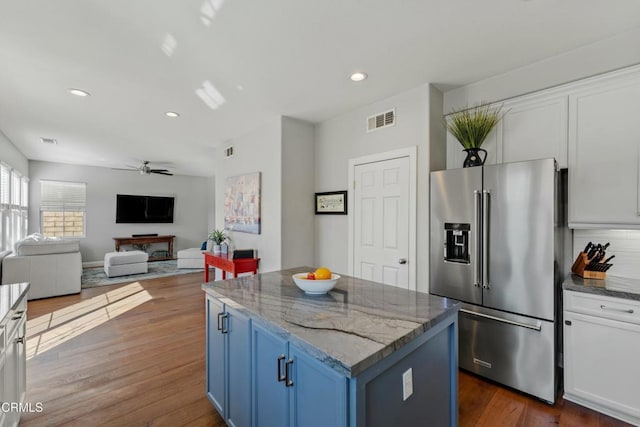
xmin=443 ymin=223 xmax=470 ymax=264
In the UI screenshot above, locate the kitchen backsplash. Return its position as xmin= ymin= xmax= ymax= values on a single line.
xmin=573 ymin=230 xmax=640 ymax=279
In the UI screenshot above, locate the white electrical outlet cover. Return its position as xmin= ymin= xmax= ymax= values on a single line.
xmin=402 ymin=368 xmax=413 ymax=401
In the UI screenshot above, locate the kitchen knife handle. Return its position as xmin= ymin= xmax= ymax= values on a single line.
xmin=482 ymin=190 xmax=490 ymax=290
xmin=473 ymin=190 xmax=481 ymax=288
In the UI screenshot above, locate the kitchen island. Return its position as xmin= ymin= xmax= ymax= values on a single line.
xmin=202 ymin=267 xmax=460 ymax=427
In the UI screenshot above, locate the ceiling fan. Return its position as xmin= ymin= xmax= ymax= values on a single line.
xmin=114 ymin=161 xmax=173 ymax=176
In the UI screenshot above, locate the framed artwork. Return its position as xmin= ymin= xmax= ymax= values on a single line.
xmin=224 ymin=172 xmax=261 ymax=234
xmin=315 ymin=191 xmax=347 ymax=215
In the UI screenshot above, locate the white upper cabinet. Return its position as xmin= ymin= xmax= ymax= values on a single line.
xmin=445 ymin=94 xmax=568 ymax=170
xmin=568 ymin=71 xmax=640 ymax=228
xmin=500 ymin=96 xmax=568 ymax=168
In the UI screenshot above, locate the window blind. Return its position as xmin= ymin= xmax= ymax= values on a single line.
xmin=40 ymin=180 xmax=86 ymax=211
xmin=0 ymin=163 xmax=9 ymax=208
xmin=10 ymin=170 xmax=20 ymax=207
xmin=20 ymin=177 xmax=28 ymax=208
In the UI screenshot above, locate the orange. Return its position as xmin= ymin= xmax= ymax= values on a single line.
xmin=314 ymin=267 xmax=332 ymax=280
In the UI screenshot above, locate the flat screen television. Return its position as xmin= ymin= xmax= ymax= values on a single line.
xmin=116 ymin=194 xmax=174 ymax=223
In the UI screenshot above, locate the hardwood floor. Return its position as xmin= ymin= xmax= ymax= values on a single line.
xmin=21 ymin=274 xmax=630 ymax=426
xmin=22 ymin=272 xmax=225 ymax=427
xmin=459 ymin=371 xmax=630 ymax=427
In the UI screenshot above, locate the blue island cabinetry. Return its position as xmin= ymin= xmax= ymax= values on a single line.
xmin=206 ymin=296 xmax=347 ymax=427
xmin=205 ymin=297 xmax=252 ymax=427
xmin=252 ymin=323 xmax=348 ymax=427
xmin=203 ymin=268 xmax=459 ymax=427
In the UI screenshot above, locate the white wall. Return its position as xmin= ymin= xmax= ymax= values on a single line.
xmin=0 ymin=130 xmax=28 ymax=175
xmin=281 ymin=117 xmax=315 ymax=269
xmin=213 ymin=117 xmax=283 ymax=274
xmin=29 ymin=161 xmax=210 ymax=263
xmin=444 ymin=27 xmax=640 ymax=111
xmin=314 ymin=84 xmax=444 ymax=293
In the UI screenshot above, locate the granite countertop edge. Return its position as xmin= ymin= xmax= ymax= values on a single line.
xmin=563 ymin=274 xmax=640 ymax=302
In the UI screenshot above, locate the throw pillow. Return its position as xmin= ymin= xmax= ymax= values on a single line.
xmin=201 ymin=241 xmax=207 ymax=250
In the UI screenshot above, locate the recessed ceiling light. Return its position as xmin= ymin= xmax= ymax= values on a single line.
xmin=40 ymin=137 xmax=57 ymax=145
xmin=68 ymin=88 xmax=91 ymax=97
xmin=165 ymin=111 xmax=180 ymax=118
xmin=350 ymin=72 xmax=368 ymax=82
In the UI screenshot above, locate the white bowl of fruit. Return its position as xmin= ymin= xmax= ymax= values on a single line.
xmin=292 ymin=267 xmax=340 ymax=295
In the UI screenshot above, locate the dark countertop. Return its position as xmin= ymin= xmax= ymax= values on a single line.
xmin=202 ymin=267 xmax=460 ymax=377
xmin=563 ymin=274 xmax=640 ymax=301
xmin=0 ymin=282 xmax=29 ymax=324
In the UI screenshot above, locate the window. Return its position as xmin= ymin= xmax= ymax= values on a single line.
xmin=0 ymin=162 xmax=28 ymax=251
xmin=40 ymin=180 xmax=86 ymax=238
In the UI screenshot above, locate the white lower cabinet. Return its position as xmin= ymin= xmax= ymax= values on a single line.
xmin=1 ymin=291 xmax=27 ymax=427
xmin=564 ymin=290 xmax=640 ymax=425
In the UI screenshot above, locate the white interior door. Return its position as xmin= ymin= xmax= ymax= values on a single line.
xmin=353 ymin=156 xmax=410 ymax=289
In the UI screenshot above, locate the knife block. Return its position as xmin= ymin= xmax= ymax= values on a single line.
xmin=571 ymin=252 xmax=606 ymax=280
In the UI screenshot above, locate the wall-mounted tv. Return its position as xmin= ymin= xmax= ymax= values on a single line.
xmin=116 ymin=194 xmax=174 ymax=223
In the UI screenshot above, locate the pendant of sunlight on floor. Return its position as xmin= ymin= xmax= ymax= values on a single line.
xmin=25 ymin=282 xmax=152 ymax=359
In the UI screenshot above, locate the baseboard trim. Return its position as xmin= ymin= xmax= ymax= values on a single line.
xmin=83 ymin=261 xmax=104 ymax=268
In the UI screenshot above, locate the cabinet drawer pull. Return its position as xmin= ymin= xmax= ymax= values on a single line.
xmin=285 ymin=359 xmax=294 ymax=387
xmin=15 ymin=337 xmax=25 ymax=344
xmin=220 ymin=313 xmax=229 ymax=334
xmin=600 ymin=304 xmax=634 ymax=314
xmin=11 ymin=314 xmax=23 ymax=320
xmin=277 ymin=354 xmax=286 ymax=382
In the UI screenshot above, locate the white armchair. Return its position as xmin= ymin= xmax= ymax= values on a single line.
xmin=1 ymin=234 xmax=82 ymax=300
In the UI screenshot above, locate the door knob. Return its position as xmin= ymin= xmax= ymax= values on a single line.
xmin=399 ymin=258 xmax=407 ymax=265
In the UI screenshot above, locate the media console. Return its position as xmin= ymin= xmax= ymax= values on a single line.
xmin=112 ymin=235 xmax=175 ymax=261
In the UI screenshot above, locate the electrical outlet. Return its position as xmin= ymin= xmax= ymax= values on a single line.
xmin=402 ymin=368 xmax=413 ymax=401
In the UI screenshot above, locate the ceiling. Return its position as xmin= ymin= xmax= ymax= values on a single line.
xmin=1 ymin=0 xmax=639 ymax=177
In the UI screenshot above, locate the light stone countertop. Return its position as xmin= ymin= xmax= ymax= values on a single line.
xmin=202 ymin=267 xmax=460 ymax=377
xmin=563 ymin=274 xmax=640 ymax=301
xmin=0 ymin=282 xmax=29 ymax=324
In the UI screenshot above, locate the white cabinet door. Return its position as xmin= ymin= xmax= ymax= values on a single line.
xmin=500 ymin=96 xmax=568 ymax=167
xmin=564 ymin=310 xmax=640 ymax=425
xmin=568 ymin=74 xmax=640 ymax=228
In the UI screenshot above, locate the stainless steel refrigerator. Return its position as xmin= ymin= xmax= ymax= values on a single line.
xmin=430 ymin=158 xmax=564 ymax=404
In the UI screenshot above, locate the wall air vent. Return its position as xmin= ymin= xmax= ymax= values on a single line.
xmin=40 ymin=137 xmax=58 ymax=144
xmin=224 ymin=145 xmax=234 ymax=158
xmin=366 ymin=109 xmax=395 ymax=132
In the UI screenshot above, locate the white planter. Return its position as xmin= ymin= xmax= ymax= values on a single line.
xmin=213 ymin=244 xmax=222 ymax=254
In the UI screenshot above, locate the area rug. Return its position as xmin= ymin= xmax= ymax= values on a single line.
xmin=81 ymin=260 xmax=203 ymax=288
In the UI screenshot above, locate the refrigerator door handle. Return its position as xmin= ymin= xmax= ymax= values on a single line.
xmin=460 ymin=308 xmax=542 ymax=332
xmin=482 ymin=190 xmax=490 ymax=290
xmin=473 ymin=190 xmax=481 ymax=288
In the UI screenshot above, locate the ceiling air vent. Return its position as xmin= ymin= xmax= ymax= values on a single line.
xmin=40 ymin=137 xmax=57 ymax=144
xmin=366 ymin=109 xmax=395 ymax=132
xmin=224 ymin=145 xmax=234 ymax=158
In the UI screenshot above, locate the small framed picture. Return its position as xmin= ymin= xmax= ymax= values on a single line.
xmin=315 ymin=191 xmax=347 ymax=215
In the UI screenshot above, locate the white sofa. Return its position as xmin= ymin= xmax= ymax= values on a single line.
xmin=1 ymin=235 xmax=82 ymax=300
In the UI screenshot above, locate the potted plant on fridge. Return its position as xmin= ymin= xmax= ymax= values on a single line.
xmin=208 ymin=229 xmax=230 ymax=255
xmin=445 ymin=103 xmax=504 ymax=167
